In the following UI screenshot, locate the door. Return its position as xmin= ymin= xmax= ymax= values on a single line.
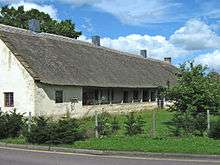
xmin=143 ymin=90 xmax=149 ymax=102
xmin=123 ymin=91 xmax=129 ymax=103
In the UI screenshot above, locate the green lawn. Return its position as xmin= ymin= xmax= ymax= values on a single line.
xmin=80 ymin=109 xmax=173 ymax=138
xmin=72 ymin=136 xmax=220 ymax=155
xmin=70 ymin=109 xmax=220 ymax=155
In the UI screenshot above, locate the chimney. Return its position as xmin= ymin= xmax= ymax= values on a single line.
xmin=92 ymin=35 xmax=100 ymax=46
xmin=28 ymin=19 xmax=40 ymax=32
xmin=164 ymin=57 xmax=172 ymax=64
xmin=140 ymin=50 xmax=147 ymax=58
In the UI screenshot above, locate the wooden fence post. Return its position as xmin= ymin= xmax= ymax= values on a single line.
xmin=207 ymin=110 xmax=210 ymax=131
xmin=152 ymin=110 xmax=156 ymax=138
xmin=28 ymin=112 xmax=32 ymax=133
xmin=95 ymin=111 xmax=99 ymax=138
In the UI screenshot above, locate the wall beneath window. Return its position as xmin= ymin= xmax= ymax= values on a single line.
xmin=34 ymin=83 xmax=83 ymax=118
xmin=0 ymin=39 xmax=35 ymax=115
xmin=82 ymin=102 xmax=158 ymax=117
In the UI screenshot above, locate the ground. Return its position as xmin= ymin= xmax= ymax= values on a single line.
xmin=1 ymin=147 xmax=219 ymax=165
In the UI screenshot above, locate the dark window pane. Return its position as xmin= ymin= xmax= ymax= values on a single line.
xmin=4 ymin=92 xmax=14 ymax=107
xmin=55 ymin=91 xmax=63 ymax=103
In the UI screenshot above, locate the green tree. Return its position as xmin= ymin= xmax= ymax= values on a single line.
xmin=166 ymin=62 xmax=220 ymax=136
xmin=0 ymin=6 xmax=81 ymax=39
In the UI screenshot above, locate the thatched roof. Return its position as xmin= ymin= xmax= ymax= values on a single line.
xmin=0 ymin=24 xmax=177 ymax=88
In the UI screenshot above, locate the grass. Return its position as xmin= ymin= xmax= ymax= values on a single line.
xmin=71 ymin=136 xmax=220 ymax=155
xmin=1 ymin=109 xmax=220 ymax=155
xmin=0 ymin=136 xmax=26 ymax=144
xmin=80 ymin=109 xmax=173 ymax=137
xmin=68 ymin=109 xmax=220 ymax=155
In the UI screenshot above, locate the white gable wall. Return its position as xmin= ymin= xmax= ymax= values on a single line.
xmin=0 ymin=39 xmax=35 ymax=115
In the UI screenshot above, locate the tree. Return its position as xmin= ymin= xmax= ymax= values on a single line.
xmin=0 ymin=6 xmax=81 ymax=39
xmin=166 ymin=62 xmax=220 ymax=136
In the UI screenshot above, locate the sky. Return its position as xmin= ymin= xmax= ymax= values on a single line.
xmin=0 ymin=0 xmax=220 ymax=72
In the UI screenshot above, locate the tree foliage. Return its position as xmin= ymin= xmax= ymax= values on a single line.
xmin=0 ymin=6 xmax=81 ymax=39
xmin=166 ymin=62 xmax=220 ymax=136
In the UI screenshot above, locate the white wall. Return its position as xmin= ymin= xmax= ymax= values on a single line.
xmin=0 ymin=39 xmax=35 ymax=115
xmin=35 ymin=83 xmax=83 ymax=118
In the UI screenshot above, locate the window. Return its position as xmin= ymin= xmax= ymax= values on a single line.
xmin=4 ymin=92 xmax=14 ymax=107
xmin=55 ymin=91 xmax=63 ymax=103
xmin=133 ymin=90 xmax=139 ymax=101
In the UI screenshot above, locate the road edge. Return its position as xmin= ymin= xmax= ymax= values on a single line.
xmin=0 ymin=142 xmax=220 ymax=160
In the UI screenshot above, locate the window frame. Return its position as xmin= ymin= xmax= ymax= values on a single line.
xmin=4 ymin=92 xmax=14 ymax=107
xmin=55 ymin=90 xmax=63 ymax=103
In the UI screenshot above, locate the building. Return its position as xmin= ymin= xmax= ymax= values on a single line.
xmin=0 ymin=23 xmax=177 ymax=118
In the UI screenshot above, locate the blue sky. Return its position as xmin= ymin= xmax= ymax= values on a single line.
xmin=0 ymin=0 xmax=220 ymax=72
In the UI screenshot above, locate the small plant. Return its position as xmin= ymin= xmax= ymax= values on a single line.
xmin=97 ymin=112 xmax=112 ymax=137
xmin=124 ymin=112 xmax=145 ymax=136
xmin=209 ymin=117 xmax=220 ymax=139
xmin=111 ymin=116 xmax=120 ymax=133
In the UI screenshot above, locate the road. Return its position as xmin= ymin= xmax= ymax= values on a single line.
xmin=0 ymin=147 xmax=219 ymax=165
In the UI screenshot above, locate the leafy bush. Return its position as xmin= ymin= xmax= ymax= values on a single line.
xmin=124 ymin=112 xmax=145 ymax=136
xmin=170 ymin=111 xmax=207 ymax=136
xmin=97 ymin=112 xmax=112 ymax=137
xmin=24 ymin=116 xmax=83 ymax=144
xmin=209 ymin=117 xmax=220 ymax=139
xmin=50 ymin=117 xmax=83 ymax=144
xmin=24 ymin=116 xmax=51 ymax=144
xmin=0 ymin=110 xmax=24 ymax=139
xmin=111 ymin=116 xmax=120 ymax=133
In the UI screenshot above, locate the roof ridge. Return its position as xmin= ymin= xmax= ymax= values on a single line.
xmin=0 ymin=23 xmax=170 ymax=65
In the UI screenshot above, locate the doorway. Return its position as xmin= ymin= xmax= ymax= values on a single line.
xmin=123 ymin=91 xmax=129 ymax=103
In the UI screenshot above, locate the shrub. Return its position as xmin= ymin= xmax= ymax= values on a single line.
xmin=97 ymin=112 xmax=112 ymax=137
xmin=24 ymin=116 xmax=84 ymax=144
xmin=209 ymin=117 xmax=220 ymax=139
xmin=50 ymin=117 xmax=83 ymax=144
xmin=24 ymin=116 xmax=51 ymax=144
xmin=169 ymin=111 xmax=207 ymax=136
xmin=124 ymin=112 xmax=145 ymax=136
xmin=0 ymin=110 xmax=24 ymax=139
xmin=111 ymin=116 xmax=120 ymax=133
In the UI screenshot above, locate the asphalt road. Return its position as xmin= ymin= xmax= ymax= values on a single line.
xmin=0 ymin=147 xmax=219 ymax=165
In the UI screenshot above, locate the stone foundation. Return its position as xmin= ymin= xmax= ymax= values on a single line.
xmin=80 ymin=102 xmax=158 ymax=117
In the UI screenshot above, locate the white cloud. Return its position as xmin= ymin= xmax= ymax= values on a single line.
xmin=5 ymin=1 xmax=58 ymax=19
xmin=79 ymin=19 xmax=220 ymax=72
xmin=194 ymin=50 xmax=220 ymax=71
xmin=79 ymin=34 xmax=187 ymax=60
xmin=58 ymin=0 xmax=101 ymax=6
xmin=81 ymin=17 xmax=94 ymax=32
xmin=170 ymin=19 xmax=220 ymax=50
xmin=58 ymin=0 xmax=182 ymax=25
